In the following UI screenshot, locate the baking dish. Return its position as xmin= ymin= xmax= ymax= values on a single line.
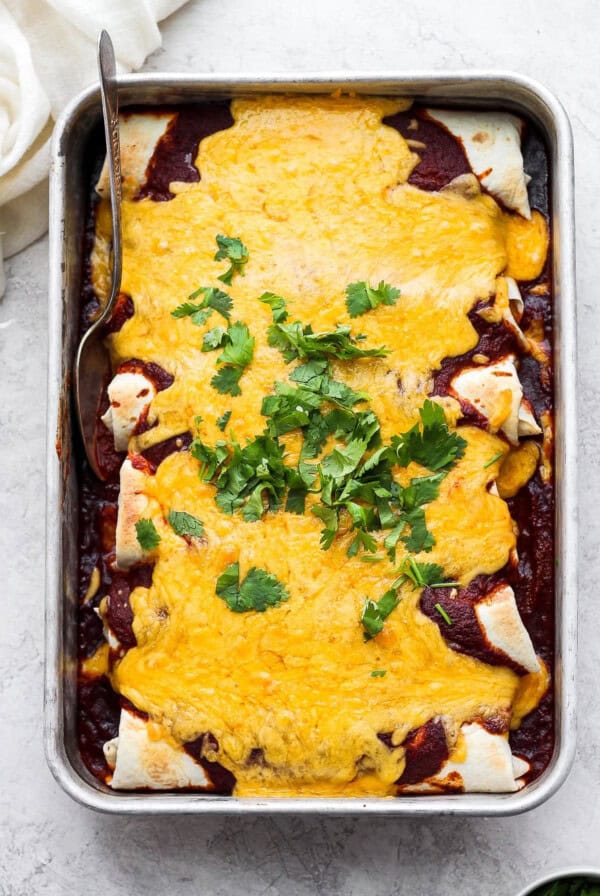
xmin=45 ymin=71 xmax=576 ymax=814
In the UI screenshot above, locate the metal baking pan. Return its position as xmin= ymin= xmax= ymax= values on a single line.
xmin=45 ymin=71 xmax=577 ymax=815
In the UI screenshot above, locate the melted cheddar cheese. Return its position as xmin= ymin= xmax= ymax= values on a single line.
xmin=94 ymin=95 xmax=549 ymax=796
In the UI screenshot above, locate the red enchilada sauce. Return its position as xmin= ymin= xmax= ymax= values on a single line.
xmin=77 ymin=102 xmax=555 ymax=793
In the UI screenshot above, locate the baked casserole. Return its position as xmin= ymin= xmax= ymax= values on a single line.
xmin=77 ymin=95 xmax=554 ymax=797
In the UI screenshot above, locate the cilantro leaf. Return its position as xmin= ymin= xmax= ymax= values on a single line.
xmin=383 ymin=522 xmax=406 ymax=563
xmin=394 ymin=557 xmax=446 ymax=589
xmin=214 ymin=235 xmax=249 ymax=285
xmin=391 ymin=400 xmax=466 ymax=472
xmin=218 ymin=321 xmax=255 ymax=368
xmin=211 ymin=433 xmax=287 ymax=519
xmin=400 ymin=507 xmax=435 ymax=553
xmin=370 ymin=670 xmax=387 ymax=677
xmin=206 ymin=321 xmax=255 ymax=396
xmin=259 ymin=292 xmax=288 ymax=322
xmin=216 ymin=410 xmax=231 ymax=431
xmin=202 ymin=326 xmax=228 ymax=351
xmin=190 ymin=435 xmax=229 ymax=480
xmin=214 ymin=561 xmax=240 ymax=607
xmin=289 ymin=359 xmax=328 ymax=390
xmin=135 ymin=518 xmax=161 ymax=551
xmin=215 ymin=562 xmax=289 ymax=613
xmin=361 ymin=588 xmax=400 ymax=641
xmin=320 ymin=439 xmax=369 ymax=480
xmin=268 ymin=321 xmax=388 ymax=363
xmin=347 ymin=527 xmax=378 ymax=557
xmin=203 ymin=287 xmax=234 ymax=321
xmin=311 ymin=505 xmax=339 ymax=549
xmin=346 ymin=281 xmax=401 ymax=318
xmin=320 ymin=410 xmax=381 ymax=479
xmin=320 ymin=376 xmax=369 ymax=408
xmin=242 ymin=484 xmax=268 ymax=522
xmin=284 ymin=467 xmax=310 ymax=515
xmin=168 ymin=510 xmax=205 ymax=538
xmin=401 ymin=473 xmax=444 ymax=510
xmin=261 ymin=381 xmax=321 ymax=436
xmin=171 ymin=287 xmax=233 ymax=324
xmin=301 ymin=414 xmax=331 ymax=459
xmin=261 ymin=367 xmax=367 ymax=445
xmin=211 ymin=366 xmax=244 ymax=396
xmin=171 ymin=301 xmax=205 ymax=319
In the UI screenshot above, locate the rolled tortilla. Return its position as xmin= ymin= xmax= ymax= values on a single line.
xmin=425 ymin=109 xmax=531 ymax=218
xmin=420 ymin=578 xmax=539 ymax=675
xmin=399 ymin=720 xmax=530 ymax=793
xmin=475 ymin=584 xmax=540 ymax=674
xmin=101 ymin=371 xmax=157 ymax=452
xmin=95 ymin=112 xmax=175 ymax=198
xmin=115 ymin=458 xmax=152 ymax=570
xmin=437 ymin=722 xmax=529 ymax=792
xmin=104 ymin=708 xmax=210 ymax=790
xmin=450 ymin=355 xmax=541 ymax=445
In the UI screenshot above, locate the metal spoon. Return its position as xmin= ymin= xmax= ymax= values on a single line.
xmin=73 ymin=29 xmax=122 ymax=479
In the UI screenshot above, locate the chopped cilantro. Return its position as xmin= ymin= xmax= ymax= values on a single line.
xmin=484 ymin=451 xmax=505 ymax=469
xmin=214 ymin=235 xmax=249 ymax=285
xmin=171 ymin=286 xmax=232 ymax=325
xmin=216 ymin=410 xmax=232 ymax=431
xmin=401 ymin=473 xmax=445 ymax=509
xmin=394 ymin=557 xmax=455 ymax=589
xmin=370 ymin=670 xmax=387 ymax=678
xmin=347 ymin=526 xmax=378 ymax=557
xmin=215 ymin=562 xmax=289 ymax=613
xmin=194 ymin=432 xmax=287 ymax=521
xmin=218 ymin=321 xmax=255 ymax=368
xmin=311 ymin=418 xmax=441 ymax=560
xmin=320 ymin=410 xmax=381 ymax=480
xmin=300 ymin=401 xmax=462 ymax=559
xmin=212 ymin=366 xmax=245 ymax=396
xmin=203 ymin=321 xmax=255 ymax=396
xmin=261 ymin=360 xmax=369 ymax=462
xmin=268 ymin=320 xmax=388 ymax=363
xmin=391 ymin=400 xmax=466 ymax=472
xmin=399 ymin=507 xmax=435 ymax=553
xmin=284 ymin=467 xmax=312 ymax=515
xmin=383 ymin=522 xmax=405 ymax=563
xmin=202 ymin=325 xmax=228 ymax=351
xmin=361 ymin=588 xmax=400 ymax=641
xmin=261 ymin=381 xmax=322 ymax=437
xmin=167 ymin=510 xmax=204 ymax=538
xmin=435 ymin=603 xmax=452 ymax=625
xmin=190 ymin=433 xmax=229 ymax=481
xmin=290 ymin=359 xmax=369 ymax=407
xmin=311 ymin=505 xmax=339 ymax=550
xmin=321 ymin=437 xmax=373 ymax=482
xmin=258 ymin=292 xmax=288 ymax=322
xmin=135 ymin=518 xmax=161 ymax=551
xmin=345 ymin=280 xmax=401 ymax=318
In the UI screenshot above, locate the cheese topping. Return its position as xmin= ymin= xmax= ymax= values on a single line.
xmin=90 ymin=96 xmax=549 ymax=796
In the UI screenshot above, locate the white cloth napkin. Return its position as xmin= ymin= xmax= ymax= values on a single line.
xmin=0 ymin=0 xmax=189 ymax=296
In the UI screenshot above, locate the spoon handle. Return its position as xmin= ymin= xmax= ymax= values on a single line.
xmin=98 ymin=29 xmax=122 ymax=320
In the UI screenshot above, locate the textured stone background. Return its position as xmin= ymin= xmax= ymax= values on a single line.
xmin=2 ymin=0 xmax=598 ymax=892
